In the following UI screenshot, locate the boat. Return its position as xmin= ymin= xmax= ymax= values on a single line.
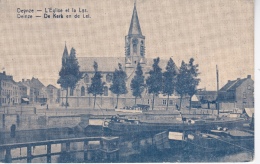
xmin=208 ymin=129 xmax=254 ymax=151
xmin=115 ymin=108 xmax=142 ymax=113
xmin=168 ymin=129 xmax=254 ymax=154
xmin=103 ymin=115 xmax=249 ymax=134
xmin=178 ymin=132 xmax=223 ymax=153
xmin=114 ymin=104 xmax=150 ymax=113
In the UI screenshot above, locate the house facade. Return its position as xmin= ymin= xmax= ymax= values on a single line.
xmin=46 ymin=84 xmax=59 ymax=104
xmin=217 ymin=75 xmax=254 ymax=110
xmin=0 ymin=71 xmax=20 ymax=106
xmin=20 ymin=77 xmax=46 ymax=104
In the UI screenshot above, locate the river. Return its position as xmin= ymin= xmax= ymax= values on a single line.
xmin=5 ymin=131 xmax=253 ymax=163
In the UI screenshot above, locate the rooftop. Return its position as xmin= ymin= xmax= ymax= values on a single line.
xmin=219 ymin=75 xmax=251 ymax=92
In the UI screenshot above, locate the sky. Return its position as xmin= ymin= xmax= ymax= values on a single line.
xmin=0 ymin=0 xmax=254 ymax=90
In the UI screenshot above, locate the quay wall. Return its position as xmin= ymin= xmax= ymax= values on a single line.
xmin=0 ymin=127 xmax=76 ymax=145
xmin=60 ymin=96 xmax=190 ymax=110
xmin=0 ymin=114 xmax=82 ymax=132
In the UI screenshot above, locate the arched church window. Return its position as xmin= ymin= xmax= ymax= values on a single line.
xmin=81 ymin=86 xmax=85 ymax=96
xmin=84 ymin=74 xmax=89 ymax=83
xmin=132 ymin=38 xmax=138 ymax=54
xmin=104 ymin=86 xmax=108 ymax=96
xmin=106 ymin=74 xmax=113 ymax=83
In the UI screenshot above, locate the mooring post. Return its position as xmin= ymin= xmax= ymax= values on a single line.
xmin=16 ymin=115 xmax=20 ymax=127
xmin=83 ymin=140 xmax=89 ymax=161
xmin=100 ymin=138 xmax=104 ymax=160
xmin=115 ymin=139 xmax=119 ymax=161
xmin=64 ymin=142 xmax=71 ymax=162
xmin=66 ymin=142 xmax=70 ymax=152
xmin=47 ymin=143 xmax=51 ymax=163
xmin=2 ymin=114 xmax=5 ymax=129
xmin=5 ymin=148 xmax=12 ymax=163
xmin=27 ymin=145 xmax=32 ymax=163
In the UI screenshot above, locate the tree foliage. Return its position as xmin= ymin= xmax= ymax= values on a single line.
xmin=175 ymin=58 xmax=200 ymax=111
xmin=175 ymin=60 xmax=189 ymax=110
xmin=88 ymin=61 xmax=105 ymax=109
xmin=146 ymin=57 xmax=163 ymax=110
xmin=186 ymin=58 xmax=200 ymax=111
xmin=130 ymin=62 xmax=145 ymax=104
xmin=57 ymin=47 xmax=82 ymax=108
xmin=109 ymin=63 xmax=128 ymax=108
xmin=162 ymin=58 xmax=178 ymax=110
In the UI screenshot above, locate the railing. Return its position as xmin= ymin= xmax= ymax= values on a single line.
xmin=0 ymin=136 xmax=119 ymax=163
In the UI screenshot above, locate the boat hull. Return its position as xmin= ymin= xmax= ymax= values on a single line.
xmin=105 ymin=119 xmax=248 ymax=134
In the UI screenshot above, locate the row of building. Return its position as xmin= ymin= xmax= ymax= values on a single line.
xmin=191 ymin=74 xmax=254 ymax=110
xmin=0 ymin=71 xmax=60 ymax=106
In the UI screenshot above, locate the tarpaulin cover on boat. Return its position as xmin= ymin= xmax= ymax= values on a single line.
xmin=168 ymin=132 xmax=184 ymax=140
xmin=22 ymin=98 xmax=29 ymax=102
xmin=245 ymin=108 xmax=254 ymax=117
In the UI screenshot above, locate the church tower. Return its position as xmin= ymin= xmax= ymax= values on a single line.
xmin=125 ymin=3 xmax=146 ymax=68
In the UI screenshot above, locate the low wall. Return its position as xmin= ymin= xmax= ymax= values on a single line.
xmin=48 ymin=115 xmax=81 ymax=128
xmin=0 ymin=127 xmax=78 ymax=145
xmin=1 ymin=114 xmax=82 ymax=131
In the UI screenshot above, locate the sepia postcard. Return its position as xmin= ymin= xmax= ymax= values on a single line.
xmin=0 ymin=0 xmax=256 ymax=163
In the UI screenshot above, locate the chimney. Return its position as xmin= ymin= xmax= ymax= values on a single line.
xmin=3 ymin=71 xmax=6 ymax=75
xmin=247 ymin=75 xmax=251 ymax=79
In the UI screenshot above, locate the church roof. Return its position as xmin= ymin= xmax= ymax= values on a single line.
xmin=128 ymin=3 xmax=142 ymax=35
xmin=78 ymin=57 xmax=125 ymax=72
xmin=78 ymin=57 xmax=179 ymax=74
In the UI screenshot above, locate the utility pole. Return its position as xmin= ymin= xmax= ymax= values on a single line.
xmin=216 ymin=65 xmax=219 ymax=116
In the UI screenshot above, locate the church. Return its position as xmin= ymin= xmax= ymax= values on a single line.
xmin=59 ymin=3 xmax=189 ymax=110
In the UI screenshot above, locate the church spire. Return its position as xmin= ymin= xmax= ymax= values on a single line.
xmin=62 ymin=42 xmax=69 ymax=64
xmin=128 ymin=2 xmax=142 ymax=35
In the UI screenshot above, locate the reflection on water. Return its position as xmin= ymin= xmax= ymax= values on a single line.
xmin=3 ymin=127 xmax=253 ymax=163
xmin=7 ymin=133 xmax=253 ymax=163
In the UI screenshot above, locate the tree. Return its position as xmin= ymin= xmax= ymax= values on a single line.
xmin=175 ymin=58 xmax=200 ymax=112
xmin=88 ymin=61 xmax=105 ymax=109
xmin=186 ymin=58 xmax=200 ymax=113
xmin=146 ymin=57 xmax=163 ymax=110
xmin=109 ymin=63 xmax=128 ymax=108
xmin=130 ymin=62 xmax=145 ymax=104
xmin=57 ymin=47 xmax=82 ymax=108
xmin=175 ymin=61 xmax=189 ymax=111
xmin=162 ymin=58 xmax=178 ymax=110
